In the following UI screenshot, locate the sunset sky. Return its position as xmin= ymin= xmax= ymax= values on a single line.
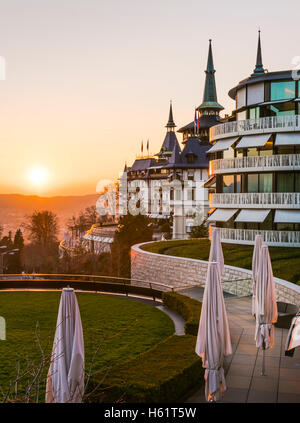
xmin=0 ymin=0 xmax=300 ymax=196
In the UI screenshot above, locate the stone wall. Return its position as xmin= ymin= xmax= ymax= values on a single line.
xmin=131 ymin=241 xmax=300 ymax=307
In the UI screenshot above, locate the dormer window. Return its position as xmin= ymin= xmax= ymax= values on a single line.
xmin=186 ymin=153 xmax=196 ymax=164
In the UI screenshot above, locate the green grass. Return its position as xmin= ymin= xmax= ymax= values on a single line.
xmin=142 ymin=239 xmax=300 ymax=284
xmin=0 ymin=292 xmax=173 ymax=401
xmin=92 ymin=335 xmax=203 ymax=403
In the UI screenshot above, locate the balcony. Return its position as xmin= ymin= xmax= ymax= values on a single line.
xmin=210 ymin=115 xmax=300 ymax=141
xmin=210 ymin=192 xmax=300 ymax=209
xmin=211 ymin=153 xmax=300 ymax=174
xmin=219 ymin=227 xmax=300 ymax=247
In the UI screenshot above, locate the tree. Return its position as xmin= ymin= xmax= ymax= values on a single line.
xmin=23 ymin=211 xmax=59 ymax=273
xmin=25 ymin=210 xmax=58 ymax=248
xmin=111 ymin=213 xmax=153 ymax=277
xmin=189 ymin=218 xmax=209 ymax=239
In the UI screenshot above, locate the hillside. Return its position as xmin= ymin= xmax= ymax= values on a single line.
xmin=0 ymin=193 xmax=100 ymax=241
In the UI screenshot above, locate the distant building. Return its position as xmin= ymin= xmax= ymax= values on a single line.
xmin=83 ymin=224 xmax=117 ymax=253
xmin=124 ymin=41 xmax=223 ymax=239
xmin=207 ymin=31 xmax=300 ymax=247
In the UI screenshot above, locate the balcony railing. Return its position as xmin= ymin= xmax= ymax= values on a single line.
xmin=219 ymin=227 xmax=300 ymax=247
xmin=210 ymin=115 xmax=300 ymax=141
xmin=211 ymin=192 xmax=300 ymax=208
xmin=211 ymin=153 xmax=300 ymax=174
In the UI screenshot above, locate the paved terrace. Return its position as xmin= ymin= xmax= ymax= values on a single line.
xmin=182 ymin=291 xmax=300 ymax=403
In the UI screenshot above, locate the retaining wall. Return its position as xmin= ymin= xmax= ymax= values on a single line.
xmin=131 ymin=242 xmax=300 ymax=307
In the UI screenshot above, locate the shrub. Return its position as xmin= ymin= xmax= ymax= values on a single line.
xmin=88 ymin=335 xmax=203 ymax=403
xmin=162 ymin=292 xmax=201 ymax=336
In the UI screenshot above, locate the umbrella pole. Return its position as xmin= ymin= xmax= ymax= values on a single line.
xmin=261 ymin=342 xmax=265 ymax=376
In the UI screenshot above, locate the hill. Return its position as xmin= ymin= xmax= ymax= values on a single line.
xmin=0 ymin=193 xmax=100 ymax=241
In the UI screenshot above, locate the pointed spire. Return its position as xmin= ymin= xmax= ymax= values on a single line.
xmin=252 ymin=29 xmax=265 ymax=75
xmin=165 ymin=100 xmax=176 ymax=129
xmin=197 ymin=39 xmax=223 ymax=112
xmin=123 ymin=161 xmax=128 ymax=172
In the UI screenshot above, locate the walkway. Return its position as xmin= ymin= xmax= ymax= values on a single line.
xmin=184 ymin=295 xmax=300 ymax=403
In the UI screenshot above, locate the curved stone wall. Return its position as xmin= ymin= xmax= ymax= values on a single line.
xmin=131 ymin=241 xmax=300 ymax=307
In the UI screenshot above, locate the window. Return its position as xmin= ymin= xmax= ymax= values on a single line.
xmin=187 ymin=189 xmax=195 ymax=201
xmin=249 ymin=107 xmax=260 ymax=119
xmin=247 ymin=148 xmax=259 ymax=157
xmin=186 ymin=154 xmax=196 ymax=164
xmin=268 ymin=101 xmax=295 ymax=116
xmin=277 ymin=223 xmax=294 ymax=231
xmin=259 ymin=173 xmax=272 ymax=193
xmin=277 ymin=173 xmax=294 ymax=192
xmin=260 ymin=142 xmax=273 ymax=156
xmin=248 ymin=174 xmax=259 ymax=192
xmin=270 ymin=81 xmax=295 ymax=101
xmin=235 ymin=175 xmax=241 ymax=193
xmin=222 ymin=175 xmax=234 ymax=193
xmin=187 ymin=171 xmax=194 ymax=181
xmin=295 ymin=173 xmax=300 ymax=192
xmin=276 ymin=145 xmax=294 ymax=155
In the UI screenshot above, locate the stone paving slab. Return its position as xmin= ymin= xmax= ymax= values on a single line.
xmin=185 ymin=296 xmax=300 ymax=403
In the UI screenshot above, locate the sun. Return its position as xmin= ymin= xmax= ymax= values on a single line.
xmin=28 ymin=166 xmax=48 ymax=186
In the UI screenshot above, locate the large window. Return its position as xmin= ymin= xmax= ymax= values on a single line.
xmin=268 ymin=101 xmax=295 ymax=116
xmin=248 ymin=174 xmax=259 ymax=192
xmin=259 ymin=173 xmax=272 ymax=193
xmin=277 ymin=173 xmax=294 ymax=192
xmin=270 ymin=81 xmax=296 ymax=101
xmin=247 ymin=148 xmax=259 ymax=157
xmin=222 ymin=175 xmax=234 ymax=193
xmin=249 ymin=107 xmax=260 ymax=119
xmin=247 ymin=174 xmax=272 ymax=193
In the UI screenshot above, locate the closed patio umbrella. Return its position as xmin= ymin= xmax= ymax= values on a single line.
xmin=46 ymin=287 xmax=85 ymax=403
xmin=209 ymin=227 xmax=224 ymax=276
xmin=195 ymin=261 xmax=232 ymax=402
xmin=252 ymin=234 xmax=263 ymax=316
xmin=254 ymin=245 xmax=278 ymax=375
xmin=285 ymin=310 xmax=300 ymax=357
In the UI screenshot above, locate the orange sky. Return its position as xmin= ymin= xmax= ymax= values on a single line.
xmin=1 ymin=0 xmax=300 ymax=196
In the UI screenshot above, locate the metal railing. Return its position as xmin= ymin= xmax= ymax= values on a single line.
xmin=0 ymin=274 xmax=178 ymax=302
xmin=211 ymin=153 xmax=300 ymax=174
xmin=211 ymin=192 xmax=300 ymax=208
xmin=210 ymin=115 xmax=300 ymax=140
xmin=219 ymin=228 xmax=300 ymax=246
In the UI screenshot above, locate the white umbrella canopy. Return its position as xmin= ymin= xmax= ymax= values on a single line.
xmin=46 ymin=288 xmax=85 ymax=403
xmin=254 ymin=245 xmax=278 ymax=375
xmin=251 ymin=234 xmax=263 ymax=316
xmin=195 ymin=262 xmax=232 ymax=402
xmin=209 ymin=227 xmax=225 ymax=277
xmin=285 ymin=311 xmax=300 ymax=357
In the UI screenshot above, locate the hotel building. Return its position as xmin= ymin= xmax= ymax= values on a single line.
xmin=124 ymin=41 xmax=223 ymax=239
xmin=207 ymin=32 xmax=300 ymax=247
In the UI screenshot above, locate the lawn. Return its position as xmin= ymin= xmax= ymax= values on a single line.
xmin=0 ymin=291 xmax=173 ymax=401
xmin=142 ymin=239 xmax=300 ymax=285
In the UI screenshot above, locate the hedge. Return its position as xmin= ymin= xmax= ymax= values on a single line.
xmin=88 ymin=335 xmax=203 ymax=403
xmin=162 ymin=292 xmax=201 ymax=336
